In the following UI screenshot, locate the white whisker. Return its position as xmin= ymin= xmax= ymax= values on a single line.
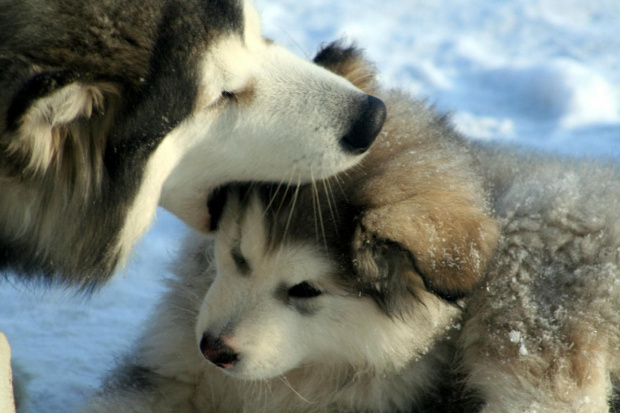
xmin=283 ymin=180 xmax=301 ymax=245
xmin=323 ymin=178 xmax=340 ymax=236
xmin=311 ymin=170 xmax=328 ymax=251
xmin=278 ymin=375 xmax=315 ymax=404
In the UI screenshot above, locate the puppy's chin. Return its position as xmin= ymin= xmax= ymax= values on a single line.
xmin=221 ymin=360 xmax=293 ymax=381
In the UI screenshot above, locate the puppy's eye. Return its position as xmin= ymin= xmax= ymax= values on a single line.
xmin=288 ymin=282 xmax=322 ymax=299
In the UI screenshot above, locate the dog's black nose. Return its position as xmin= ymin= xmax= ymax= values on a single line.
xmin=340 ymin=95 xmax=386 ymax=155
xmin=199 ymin=332 xmax=239 ymax=369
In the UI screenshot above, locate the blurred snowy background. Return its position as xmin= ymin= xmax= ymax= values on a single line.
xmin=1 ymin=0 xmax=619 ymax=411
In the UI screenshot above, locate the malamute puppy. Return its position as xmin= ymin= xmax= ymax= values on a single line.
xmin=80 ymin=43 xmax=620 ymax=413
xmin=0 ymin=0 xmax=385 ymax=287
xmin=78 ymin=42 xmax=499 ymax=413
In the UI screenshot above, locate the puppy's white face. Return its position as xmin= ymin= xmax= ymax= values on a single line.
xmin=159 ymin=0 xmax=379 ymax=231
xmin=195 ymin=192 xmax=459 ymax=381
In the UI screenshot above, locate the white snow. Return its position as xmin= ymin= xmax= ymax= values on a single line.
xmin=1 ymin=0 xmax=619 ymax=411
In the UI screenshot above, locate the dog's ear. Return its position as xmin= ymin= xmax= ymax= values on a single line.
xmin=348 ymin=132 xmax=500 ymax=314
xmin=3 ymin=71 xmax=120 ymax=180
xmin=313 ymin=41 xmax=378 ymax=94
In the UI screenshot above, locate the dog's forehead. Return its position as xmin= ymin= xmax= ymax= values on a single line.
xmin=233 ymin=193 xmax=268 ymax=255
xmin=213 ymin=190 xmax=265 ymax=263
xmin=260 ymin=242 xmax=334 ymax=285
xmin=216 ymin=190 xmax=333 ymax=282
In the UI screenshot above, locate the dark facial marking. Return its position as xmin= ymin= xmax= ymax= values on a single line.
xmin=231 ymin=245 xmax=250 ymax=275
xmin=197 ymin=0 xmax=245 ymax=37
xmin=207 ymin=186 xmax=229 ymax=231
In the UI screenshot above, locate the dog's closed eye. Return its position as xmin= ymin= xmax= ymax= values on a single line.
xmin=287 ymin=282 xmax=322 ymax=299
xmin=221 ymin=90 xmax=236 ymax=101
xmin=205 ymin=90 xmax=237 ymax=109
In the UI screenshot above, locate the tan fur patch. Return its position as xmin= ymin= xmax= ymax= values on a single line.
xmin=330 ymin=56 xmax=378 ymax=93
xmin=312 ymin=43 xmax=500 ymax=299
xmin=360 ymin=194 xmax=499 ymax=295
xmin=232 ymin=82 xmax=255 ymax=106
xmin=343 ymin=91 xmax=499 ymax=298
xmin=313 ymin=42 xmax=379 ymax=94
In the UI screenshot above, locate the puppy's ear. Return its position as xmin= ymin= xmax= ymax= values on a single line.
xmin=348 ymin=130 xmax=500 ymax=314
xmin=352 ymin=194 xmax=499 ymax=307
xmin=3 ymin=71 xmax=120 ymax=181
xmin=313 ymin=41 xmax=378 ymax=94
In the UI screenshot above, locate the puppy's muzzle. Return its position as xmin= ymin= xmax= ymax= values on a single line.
xmin=340 ymin=95 xmax=386 ymax=154
xmin=199 ymin=332 xmax=239 ymax=369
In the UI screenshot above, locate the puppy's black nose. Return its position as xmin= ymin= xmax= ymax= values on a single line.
xmin=340 ymin=95 xmax=386 ymax=155
xmin=199 ymin=332 xmax=239 ymax=369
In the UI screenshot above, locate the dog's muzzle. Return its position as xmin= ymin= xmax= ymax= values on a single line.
xmin=340 ymin=95 xmax=387 ymax=154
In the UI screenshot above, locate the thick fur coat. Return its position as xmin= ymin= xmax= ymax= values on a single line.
xmin=78 ymin=43 xmax=620 ymax=413
xmin=462 ymin=146 xmax=620 ymax=412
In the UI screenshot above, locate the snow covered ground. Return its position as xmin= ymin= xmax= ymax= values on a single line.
xmin=1 ymin=0 xmax=619 ymax=411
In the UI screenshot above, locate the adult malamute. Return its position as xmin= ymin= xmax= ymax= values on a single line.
xmin=0 ymin=0 xmax=385 ymax=287
xmin=80 ymin=43 xmax=620 ymax=413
